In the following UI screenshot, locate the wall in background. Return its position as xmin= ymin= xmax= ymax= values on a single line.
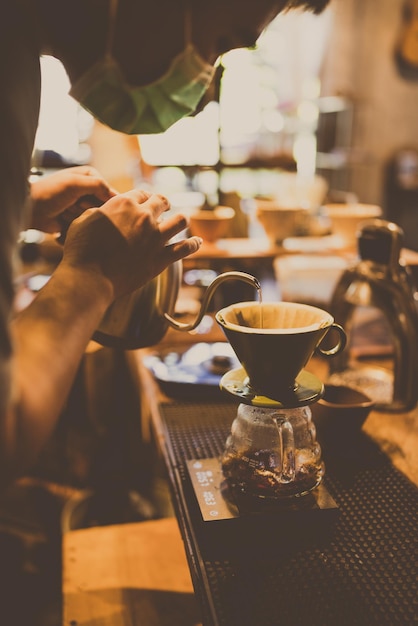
xmin=320 ymin=0 xmax=418 ymax=205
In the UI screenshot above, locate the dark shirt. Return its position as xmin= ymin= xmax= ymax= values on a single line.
xmin=0 ymin=3 xmax=41 ymax=413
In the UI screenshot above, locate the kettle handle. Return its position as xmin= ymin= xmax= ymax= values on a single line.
xmin=163 ymin=271 xmax=261 ymax=332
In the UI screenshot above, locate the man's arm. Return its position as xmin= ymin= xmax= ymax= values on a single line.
xmin=1 ymin=190 xmax=201 ymax=489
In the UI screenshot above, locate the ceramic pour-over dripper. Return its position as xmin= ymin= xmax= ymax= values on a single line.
xmin=216 ymin=301 xmax=346 ymax=405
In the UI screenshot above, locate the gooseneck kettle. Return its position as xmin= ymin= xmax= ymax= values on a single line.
xmin=69 ymin=194 xmax=262 ymax=350
xmin=93 ymin=262 xmax=261 ymax=350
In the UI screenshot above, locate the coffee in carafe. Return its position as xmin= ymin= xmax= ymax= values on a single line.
xmin=221 ymin=404 xmax=324 ymax=501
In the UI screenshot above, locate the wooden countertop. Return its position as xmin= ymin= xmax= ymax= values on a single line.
xmin=183 ymin=236 xmax=418 ymax=264
xmin=186 ymin=237 xmax=283 ymax=260
xmin=63 ymin=517 xmax=201 ymax=626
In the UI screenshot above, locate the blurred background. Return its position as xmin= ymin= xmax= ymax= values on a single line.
xmin=33 ymin=0 xmax=418 ymax=248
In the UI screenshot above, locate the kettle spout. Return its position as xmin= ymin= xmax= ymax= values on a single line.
xmin=163 ymin=271 xmax=261 ymax=332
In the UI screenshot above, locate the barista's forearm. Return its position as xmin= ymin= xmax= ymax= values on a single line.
xmin=2 ymin=263 xmax=113 ymax=483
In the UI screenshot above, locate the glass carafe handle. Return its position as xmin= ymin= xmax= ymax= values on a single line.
xmin=272 ymin=413 xmax=296 ymax=482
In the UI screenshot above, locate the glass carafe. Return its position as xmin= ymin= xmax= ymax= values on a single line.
xmin=221 ymin=403 xmax=324 ymax=502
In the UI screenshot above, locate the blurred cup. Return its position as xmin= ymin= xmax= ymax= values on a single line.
xmin=323 ymin=203 xmax=382 ymax=250
xmin=188 ymin=205 xmax=235 ymax=244
xmin=254 ymin=198 xmax=309 ymax=245
xmin=311 ymin=384 xmax=374 ymax=449
xmin=274 ymin=254 xmax=348 ymax=308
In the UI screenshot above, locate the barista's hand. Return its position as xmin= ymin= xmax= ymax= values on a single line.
xmin=61 ymin=189 xmax=202 ymax=300
xmin=29 ymin=166 xmax=117 ymax=234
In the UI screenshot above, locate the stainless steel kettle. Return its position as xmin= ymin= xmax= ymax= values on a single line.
xmin=93 ymin=263 xmax=261 ymax=350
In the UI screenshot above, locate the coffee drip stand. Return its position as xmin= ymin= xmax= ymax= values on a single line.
xmin=218 ymin=367 xmax=330 ymax=512
xmin=205 ymin=301 xmax=347 ymax=517
xmin=220 ymin=364 xmax=323 ymax=407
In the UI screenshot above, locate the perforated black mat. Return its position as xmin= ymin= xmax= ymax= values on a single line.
xmin=158 ymin=402 xmax=418 ymax=626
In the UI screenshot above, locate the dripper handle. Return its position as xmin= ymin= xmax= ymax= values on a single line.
xmin=272 ymin=413 xmax=296 ymax=483
xmin=163 ymin=271 xmax=261 ymax=332
xmin=315 ymin=323 xmax=347 ymax=357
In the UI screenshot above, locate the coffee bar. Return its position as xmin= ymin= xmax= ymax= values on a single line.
xmin=21 ymin=205 xmax=418 ymax=624
xmin=60 ymin=221 xmax=418 ymax=625
xmin=4 ymin=2 xmax=418 ymax=625
xmin=120 ymin=255 xmax=418 ymax=626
